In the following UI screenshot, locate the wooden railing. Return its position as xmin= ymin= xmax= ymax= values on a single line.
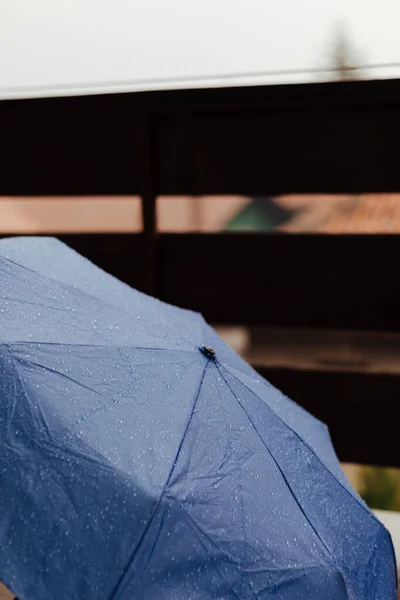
xmin=1 ymin=78 xmax=400 ymax=467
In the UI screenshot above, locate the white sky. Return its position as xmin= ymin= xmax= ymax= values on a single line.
xmin=1 ymin=0 xmax=400 ymax=98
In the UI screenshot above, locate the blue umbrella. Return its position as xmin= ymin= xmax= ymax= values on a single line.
xmin=0 ymin=236 xmax=396 ymax=600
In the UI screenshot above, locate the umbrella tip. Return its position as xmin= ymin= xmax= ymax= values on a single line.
xmin=200 ymin=346 xmax=216 ymax=360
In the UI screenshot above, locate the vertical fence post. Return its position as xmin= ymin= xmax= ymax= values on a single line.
xmin=138 ymin=110 xmax=158 ymax=297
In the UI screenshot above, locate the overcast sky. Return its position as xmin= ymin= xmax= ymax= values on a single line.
xmin=1 ymin=0 xmax=400 ymax=97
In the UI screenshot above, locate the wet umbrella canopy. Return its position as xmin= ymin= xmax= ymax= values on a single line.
xmin=0 ymin=237 xmax=397 ymax=599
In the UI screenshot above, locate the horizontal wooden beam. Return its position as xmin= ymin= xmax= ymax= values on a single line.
xmin=2 ymin=78 xmax=400 ymax=195
xmin=260 ymin=366 xmax=399 ymax=468
xmin=0 ymin=116 xmax=142 ymax=196
xmin=154 ymin=103 xmax=400 ymax=195
xmin=159 ymin=233 xmax=400 ymax=331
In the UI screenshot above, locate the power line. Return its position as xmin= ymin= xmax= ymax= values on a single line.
xmin=1 ymin=61 xmax=400 ymax=97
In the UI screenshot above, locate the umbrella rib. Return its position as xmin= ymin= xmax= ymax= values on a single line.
xmin=216 ymin=364 xmax=336 ymax=563
xmin=109 ymin=360 xmax=210 ymax=600
xmin=4 ymin=341 xmax=199 ymax=353
xmin=12 ymin=356 xmax=107 ymax=400
xmin=222 ymin=363 xmax=378 ymax=523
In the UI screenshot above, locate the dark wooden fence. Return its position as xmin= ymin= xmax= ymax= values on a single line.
xmin=1 ymin=77 xmax=400 ymax=467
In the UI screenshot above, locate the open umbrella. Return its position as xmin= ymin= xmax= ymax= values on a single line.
xmin=0 ymin=236 xmax=396 ymax=599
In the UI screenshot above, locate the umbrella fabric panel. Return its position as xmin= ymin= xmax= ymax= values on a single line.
xmin=364 ymin=528 xmax=398 ymax=600
xmin=218 ymin=367 xmax=396 ymax=598
xmin=224 ymin=363 xmax=368 ymax=505
xmin=127 ymin=498 xmax=351 ymax=600
xmin=0 ymin=255 xmax=197 ymax=351
xmin=2 ymin=343 xmax=205 ymax=492
xmin=0 ymin=403 xmax=153 ymax=599
xmin=0 ymin=237 xmax=205 ymax=351
xmin=0 ymin=343 xmax=207 ymax=599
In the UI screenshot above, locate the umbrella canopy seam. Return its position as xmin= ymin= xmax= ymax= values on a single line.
xmin=2 ymin=341 xmax=200 ymax=353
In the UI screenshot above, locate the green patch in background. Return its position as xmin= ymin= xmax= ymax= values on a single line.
xmin=344 ymin=463 xmax=400 ymax=511
xmin=360 ymin=467 xmax=400 ymax=511
xmin=226 ymin=196 xmax=293 ymax=231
